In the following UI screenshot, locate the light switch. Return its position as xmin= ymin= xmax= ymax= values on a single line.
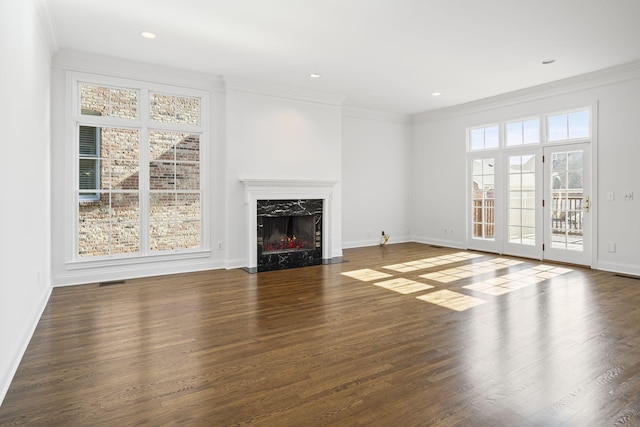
xmin=607 ymin=192 xmax=615 ymax=201
xmin=624 ymin=192 xmax=634 ymax=201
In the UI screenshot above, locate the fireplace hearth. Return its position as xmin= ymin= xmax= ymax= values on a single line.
xmin=257 ymin=199 xmax=322 ymax=272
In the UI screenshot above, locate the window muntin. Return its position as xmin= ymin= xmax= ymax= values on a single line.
xmin=471 ymin=158 xmax=495 ymax=240
xmin=508 ymin=155 xmax=536 ymax=246
xmin=149 ymin=131 xmax=201 ymax=251
xmin=550 ymin=150 xmax=584 ymax=251
xmin=75 ymin=78 xmax=204 ymax=260
xmin=469 ymin=125 xmax=499 ymax=151
xmin=505 ymin=118 xmax=539 ymax=146
xmin=547 ymin=110 xmax=590 ymax=142
xmin=78 ymin=127 xmax=140 ymax=257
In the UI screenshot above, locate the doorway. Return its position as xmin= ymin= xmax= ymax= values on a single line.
xmin=542 ymin=143 xmax=592 ymax=265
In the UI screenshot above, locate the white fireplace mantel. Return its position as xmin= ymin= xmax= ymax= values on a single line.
xmin=240 ymin=179 xmax=340 ymax=272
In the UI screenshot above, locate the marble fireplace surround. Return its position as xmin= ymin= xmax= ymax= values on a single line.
xmin=240 ymin=179 xmax=339 ymax=273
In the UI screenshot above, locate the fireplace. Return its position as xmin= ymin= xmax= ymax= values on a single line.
xmin=257 ymin=199 xmax=322 ymax=271
xmin=240 ymin=179 xmax=341 ymax=273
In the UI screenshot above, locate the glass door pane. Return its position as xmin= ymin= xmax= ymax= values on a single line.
xmin=471 ymin=158 xmax=495 ymax=241
xmin=543 ymin=144 xmax=591 ymax=265
xmin=550 ymin=150 xmax=583 ymax=250
xmin=508 ymin=154 xmax=536 ymax=246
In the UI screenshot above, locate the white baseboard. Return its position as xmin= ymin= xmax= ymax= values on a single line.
xmin=0 ymin=285 xmax=51 ymax=407
xmin=410 ymin=236 xmax=465 ymax=249
xmin=596 ymin=261 xmax=640 ymax=277
xmin=53 ymin=259 xmax=225 ymax=287
xmin=342 ymin=235 xmax=410 ymax=250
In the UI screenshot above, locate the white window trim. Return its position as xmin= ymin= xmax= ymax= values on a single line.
xmin=544 ymin=106 xmax=592 ymax=145
xmin=503 ymin=116 xmax=541 ymax=147
xmin=465 ymin=104 xmax=596 ymax=262
xmin=67 ymin=71 xmax=211 ymax=265
xmin=467 ymin=123 xmax=500 ymax=152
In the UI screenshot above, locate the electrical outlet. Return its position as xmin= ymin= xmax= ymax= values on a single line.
xmin=608 ymin=242 xmax=616 ymax=253
xmin=444 ymin=228 xmax=448 ymax=235
xmin=366 ymin=230 xmax=371 ymax=238
xmin=624 ymin=192 xmax=634 ymax=201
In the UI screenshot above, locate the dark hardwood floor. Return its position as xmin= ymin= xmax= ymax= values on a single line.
xmin=2 ymin=243 xmax=640 ymax=426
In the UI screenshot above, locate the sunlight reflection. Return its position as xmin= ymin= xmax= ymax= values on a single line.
xmin=416 ymin=290 xmax=487 ymax=311
xmin=420 ymin=258 xmax=524 ymax=283
xmin=342 ymin=253 xmax=574 ymax=313
xmin=462 ymin=265 xmax=573 ymax=296
xmin=374 ymin=278 xmax=434 ymax=295
xmin=383 ymin=251 xmax=484 ymax=272
xmin=340 ymin=269 xmax=392 ymax=281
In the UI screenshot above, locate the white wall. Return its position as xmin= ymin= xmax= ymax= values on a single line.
xmin=0 ymin=0 xmax=53 ymax=405
xmin=410 ymin=64 xmax=640 ymax=275
xmin=342 ymin=108 xmax=410 ymax=248
xmin=224 ymin=85 xmax=344 ymax=265
xmin=410 ymin=114 xmax=466 ymax=249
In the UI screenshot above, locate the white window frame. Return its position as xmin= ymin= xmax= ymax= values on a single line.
xmin=67 ymin=72 xmax=211 ymax=266
xmin=465 ymin=106 xmax=594 ymax=261
xmin=503 ymin=116 xmax=541 ymax=147
xmin=468 ymin=123 xmax=500 ymax=151
xmin=545 ymin=107 xmax=592 ymax=144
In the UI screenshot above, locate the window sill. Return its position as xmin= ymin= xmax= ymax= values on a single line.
xmin=65 ymin=249 xmax=212 ymax=270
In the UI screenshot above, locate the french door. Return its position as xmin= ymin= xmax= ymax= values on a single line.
xmin=542 ymin=143 xmax=592 ymax=265
xmin=468 ymin=144 xmax=592 ymax=266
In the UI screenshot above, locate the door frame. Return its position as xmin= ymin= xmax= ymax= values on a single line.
xmin=542 ymin=141 xmax=595 ymax=267
xmin=464 ymin=103 xmax=598 ymax=268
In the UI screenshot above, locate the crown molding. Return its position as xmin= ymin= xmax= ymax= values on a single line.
xmin=34 ymin=0 xmax=58 ymax=57
xmin=342 ymin=106 xmax=410 ymax=124
xmin=224 ymin=77 xmax=345 ymax=107
xmin=412 ymin=60 xmax=640 ymax=124
xmin=53 ymin=49 xmax=224 ymax=91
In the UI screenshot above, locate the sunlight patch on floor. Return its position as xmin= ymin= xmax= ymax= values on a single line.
xmin=340 ymin=252 xmax=574 ymax=312
xmin=462 ymin=265 xmax=573 ymax=295
xmin=374 ymin=278 xmax=434 ymax=295
xmin=383 ymin=252 xmax=484 ymax=273
xmin=419 ymin=258 xmax=524 ymax=283
xmin=416 ymin=290 xmax=487 ymax=311
xmin=340 ymin=268 xmax=392 ymax=282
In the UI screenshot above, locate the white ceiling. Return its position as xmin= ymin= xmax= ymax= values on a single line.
xmin=47 ymin=0 xmax=640 ymax=115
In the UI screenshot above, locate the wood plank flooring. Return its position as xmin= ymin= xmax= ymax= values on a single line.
xmin=2 ymin=243 xmax=640 ymax=426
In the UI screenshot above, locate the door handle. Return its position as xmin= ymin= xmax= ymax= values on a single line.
xmin=583 ymin=195 xmax=590 ymax=213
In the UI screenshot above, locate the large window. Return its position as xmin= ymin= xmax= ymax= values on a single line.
xmin=74 ymin=77 xmax=207 ymax=259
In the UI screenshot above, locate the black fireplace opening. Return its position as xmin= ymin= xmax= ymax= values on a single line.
xmin=262 ymin=216 xmax=315 ymax=254
xmin=257 ymin=199 xmax=322 ymax=272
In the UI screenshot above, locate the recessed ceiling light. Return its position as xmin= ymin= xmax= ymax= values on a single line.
xmin=309 ymin=73 xmax=321 ymax=79
xmin=141 ymin=31 xmax=157 ymax=39
xmin=542 ymin=59 xmax=555 ymax=65
xmin=432 ymin=92 xmax=441 ymax=96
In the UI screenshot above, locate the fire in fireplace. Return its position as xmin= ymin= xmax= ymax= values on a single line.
xmin=257 ymin=199 xmax=322 ymax=271
xmin=262 ymin=216 xmax=315 ymax=253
